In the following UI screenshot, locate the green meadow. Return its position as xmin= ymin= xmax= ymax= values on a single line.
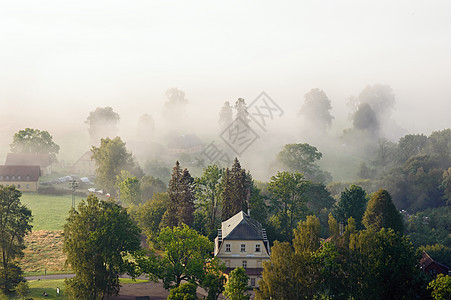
xmin=21 ymin=193 xmax=85 ymax=231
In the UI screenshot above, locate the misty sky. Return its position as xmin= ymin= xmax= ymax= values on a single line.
xmin=1 ymin=0 xmax=450 ymax=139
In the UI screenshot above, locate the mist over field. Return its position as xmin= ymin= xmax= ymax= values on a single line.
xmin=1 ymin=0 xmax=450 ymax=182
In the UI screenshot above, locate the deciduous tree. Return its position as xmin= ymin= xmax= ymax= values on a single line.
xmin=277 ymin=143 xmax=332 ymax=183
xmin=116 ymin=171 xmax=142 ymax=205
xmin=299 ymin=88 xmax=334 ymax=133
xmin=154 ymin=225 xmax=216 ymax=289
xmin=86 ymin=107 xmax=120 ymax=144
xmin=334 ymin=185 xmax=368 ymax=230
xmin=0 ymin=186 xmax=32 ymax=293
xmin=63 ymin=195 xmax=141 ymax=299
xmin=10 ymin=128 xmax=60 ymax=162
xmin=268 ymin=171 xmax=309 ymax=241
xmin=91 ymin=136 xmax=142 ymax=195
xmin=428 ymin=274 xmax=451 ymax=300
xmin=195 ymin=165 xmax=223 ymax=234
xmin=362 ymin=189 xmax=404 ymax=233
xmin=223 ymin=267 xmax=250 ymax=300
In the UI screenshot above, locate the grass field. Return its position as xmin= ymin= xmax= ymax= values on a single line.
xmin=20 ymin=193 xmax=85 ymax=231
xmin=20 ymin=193 xmax=87 ymax=275
xmin=22 ymin=230 xmax=68 ymax=275
xmin=13 ymin=278 xmax=148 ymax=300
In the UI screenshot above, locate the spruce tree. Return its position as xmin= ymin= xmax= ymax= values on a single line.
xmin=162 ymin=161 xmax=195 ymax=227
xmin=221 ymin=158 xmax=250 ymax=220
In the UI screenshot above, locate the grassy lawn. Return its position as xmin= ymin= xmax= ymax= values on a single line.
xmin=20 ymin=193 xmax=87 ymax=275
xmin=20 ymin=193 xmax=85 ymax=231
xmin=16 ymin=278 xmax=148 ymax=300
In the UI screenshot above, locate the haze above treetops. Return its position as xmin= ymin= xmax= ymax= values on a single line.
xmin=1 ymin=0 xmax=450 ymax=181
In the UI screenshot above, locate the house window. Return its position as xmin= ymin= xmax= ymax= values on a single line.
xmin=26 ymin=184 xmax=30 ymax=189
xmin=255 ymin=244 xmax=261 ymax=252
xmin=225 ymin=244 xmax=231 ymax=252
xmin=225 ymin=260 xmax=230 ymax=267
xmin=241 ymin=244 xmax=246 ymax=252
xmin=250 ymin=278 xmax=256 ymax=287
xmin=17 ymin=184 xmax=21 ymax=189
xmin=242 ymin=260 xmax=247 ymax=268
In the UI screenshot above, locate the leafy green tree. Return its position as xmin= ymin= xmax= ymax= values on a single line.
xmin=200 ymin=258 xmax=226 ymax=300
xmin=298 ymin=88 xmax=334 ymax=132
xmin=258 ymin=216 xmax=323 ymax=299
xmin=154 ymin=225 xmax=216 ymax=289
xmin=426 ymin=129 xmax=451 ymax=167
xmin=86 ymin=106 xmax=120 ymax=144
xmin=63 ymin=195 xmax=141 ymax=299
xmin=10 ymin=128 xmax=60 ymax=162
xmin=195 ymin=165 xmax=223 ymax=232
xmin=362 ymin=189 xmax=404 ymax=233
xmin=221 ymin=159 xmax=249 ymax=220
xmin=267 ymin=171 xmax=309 ymax=241
xmin=352 ymin=103 xmax=379 ymax=135
xmin=334 ymin=185 xmax=368 ymax=230
xmin=304 ymin=182 xmax=335 ymax=215
xmin=256 ymin=241 xmax=300 ymax=300
xmin=162 ymin=162 xmax=195 ymax=228
xmin=0 ymin=186 xmax=32 ymax=293
xmin=91 ymin=136 xmax=142 ymax=195
xmin=116 ymin=171 xmax=142 ymax=205
xmin=14 ymin=281 xmax=30 ymax=300
xmin=131 ymin=193 xmax=169 ymax=247
xmin=428 ymin=274 xmax=451 ymax=300
xmin=440 ymin=167 xmax=451 ymax=206
xmin=292 ymin=215 xmax=322 ymax=299
xmin=277 ymin=143 xmax=332 ymax=183
xmin=140 ymin=175 xmax=166 ymax=202
xmin=349 ymin=228 xmax=427 ymax=300
xmin=143 ymin=160 xmax=171 ymax=184
xmin=167 ymin=282 xmax=198 ymax=300
xmin=223 ymin=267 xmax=250 ymax=300
xmin=397 ymin=134 xmax=428 ymax=163
xmin=407 ymin=206 xmax=451 ymax=248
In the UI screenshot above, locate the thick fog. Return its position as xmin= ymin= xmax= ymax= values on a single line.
xmin=1 ymin=0 xmax=450 ymax=181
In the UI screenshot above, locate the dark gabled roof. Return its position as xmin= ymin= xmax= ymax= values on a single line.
xmin=222 ymin=211 xmax=265 ymax=241
xmin=0 ymin=165 xmax=41 ymax=181
xmin=6 ymin=153 xmax=51 ymax=167
xmin=421 ymin=251 xmax=451 ymax=274
xmin=167 ymin=134 xmax=203 ymax=149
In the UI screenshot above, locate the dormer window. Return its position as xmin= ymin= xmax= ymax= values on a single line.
xmin=26 ymin=175 xmax=30 ymax=180
xmin=18 ymin=175 xmax=21 ymax=180
xmin=6 ymin=176 xmax=9 ymax=180
xmin=12 ymin=176 xmax=15 ymax=180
